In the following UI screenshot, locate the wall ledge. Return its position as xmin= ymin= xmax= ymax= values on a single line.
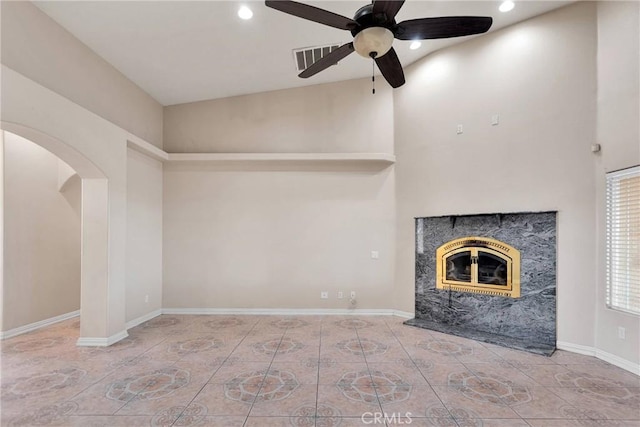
xmin=126 ymin=137 xmax=395 ymax=166
xmin=0 ymin=310 xmax=79 ymax=340
xmin=76 ymin=330 xmax=128 ymax=347
xmin=557 ymin=340 xmax=640 ymax=376
xmin=127 ymin=136 xmax=168 ymax=161
xmin=166 ymin=152 xmax=396 ymax=165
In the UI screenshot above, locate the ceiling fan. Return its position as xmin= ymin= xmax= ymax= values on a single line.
xmin=265 ymin=0 xmax=493 ymax=88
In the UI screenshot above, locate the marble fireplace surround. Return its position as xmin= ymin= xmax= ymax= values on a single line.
xmin=405 ymin=212 xmax=557 ymax=356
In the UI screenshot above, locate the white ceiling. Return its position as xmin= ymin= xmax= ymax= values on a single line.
xmin=34 ymin=1 xmax=572 ymax=106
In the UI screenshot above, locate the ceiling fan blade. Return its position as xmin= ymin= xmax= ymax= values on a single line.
xmin=375 ymin=47 xmax=405 ymax=88
xmin=265 ymin=1 xmax=358 ymax=31
xmin=394 ymin=16 xmax=493 ymax=40
xmin=299 ymin=43 xmax=355 ymax=78
xmin=372 ymin=0 xmax=405 ymax=21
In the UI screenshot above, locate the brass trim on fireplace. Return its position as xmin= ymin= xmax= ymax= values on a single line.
xmin=436 ymin=237 xmax=521 ymax=298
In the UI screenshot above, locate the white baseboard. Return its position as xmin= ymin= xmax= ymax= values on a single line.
xmin=126 ymin=309 xmax=162 ymax=329
xmin=556 ymin=341 xmax=596 ymax=356
xmin=557 ymin=341 xmax=640 ymax=376
xmin=76 ymin=330 xmax=128 ymax=347
xmin=392 ymin=310 xmax=415 ymax=319
xmin=595 ymin=348 xmax=640 ymax=376
xmin=0 ymin=310 xmax=80 ymax=340
xmin=162 ymin=308 xmax=414 ymax=317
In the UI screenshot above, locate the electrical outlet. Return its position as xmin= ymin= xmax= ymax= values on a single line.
xmin=338 ymin=291 xmax=344 ymax=299
xmin=618 ymin=326 xmax=626 ymax=340
xmin=491 ymin=114 xmax=500 ymax=126
xmin=456 ymin=124 xmax=463 ymax=134
xmin=321 ymin=291 xmax=328 ymax=299
xmin=144 ymin=294 xmax=149 ymax=303
xmin=371 ymin=250 xmax=379 ymax=259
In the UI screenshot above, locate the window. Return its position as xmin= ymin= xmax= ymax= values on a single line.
xmin=606 ymin=165 xmax=640 ymax=315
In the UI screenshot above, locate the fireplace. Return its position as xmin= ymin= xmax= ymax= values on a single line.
xmin=406 ymin=212 xmax=557 ymax=356
xmin=436 ymin=237 xmax=520 ymax=298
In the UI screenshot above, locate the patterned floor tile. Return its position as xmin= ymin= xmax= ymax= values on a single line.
xmin=208 ymin=361 xmax=270 ymax=384
xmin=317 ymin=385 xmax=382 ymax=417
xmin=318 ymin=362 xmax=370 ymax=385
xmin=431 ymin=385 xmax=520 ymax=419
xmin=546 ymin=386 xmax=640 ymax=420
xmin=249 ymin=384 xmax=317 ymax=417
xmin=1 ymin=315 xmax=638 ymax=427
xmin=181 ymin=415 xmax=247 ymax=426
xmin=245 ymin=416 xmax=313 ymax=426
xmin=378 ymin=385 xmax=444 ymax=415
xmin=188 ymin=383 xmax=253 ymax=416
xmin=565 ymin=363 xmax=640 ymax=387
xmin=368 ymin=362 xmax=430 ymax=386
xmin=504 ymin=386 xmax=579 ymax=419
xmin=268 ymin=361 xmax=319 ymax=384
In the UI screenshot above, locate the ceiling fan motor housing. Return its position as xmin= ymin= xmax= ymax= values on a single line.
xmin=351 ymin=4 xmax=396 ymax=58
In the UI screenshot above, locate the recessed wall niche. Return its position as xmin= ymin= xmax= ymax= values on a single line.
xmin=405 ymin=212 xmax=557 ymax=355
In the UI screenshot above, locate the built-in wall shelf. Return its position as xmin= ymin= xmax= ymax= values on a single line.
xmin=167 ymin=152 xmax=395 ymax=165
xmin=127 ymin=136 xmax=168 ymax=162
xmin=127 ymin=138 xmax=395 ymax=167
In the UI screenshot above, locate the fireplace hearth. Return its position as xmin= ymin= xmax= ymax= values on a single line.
xmin=405 ymin=212 xmax=557 ymax=356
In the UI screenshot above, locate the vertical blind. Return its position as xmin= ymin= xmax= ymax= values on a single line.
xmin=606 ymin=165 xmax=640 ymax=315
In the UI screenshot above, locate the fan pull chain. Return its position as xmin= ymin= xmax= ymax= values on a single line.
xmin=371 ymin=59 xmax=375 ymax=95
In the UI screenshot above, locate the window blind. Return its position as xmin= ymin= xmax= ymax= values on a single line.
xmin=606 ymin=165 xmax=640 ymax=315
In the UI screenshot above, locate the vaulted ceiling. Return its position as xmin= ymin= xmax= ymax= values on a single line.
xmin=35 ymin=1 xmax=572 ymax=106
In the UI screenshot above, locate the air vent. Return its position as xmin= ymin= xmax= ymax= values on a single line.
xmin=292 ymin=44 xmax=341 ymax=72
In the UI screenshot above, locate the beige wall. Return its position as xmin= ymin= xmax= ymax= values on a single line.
xmin=594 ymin=1 xmax=640 ymax=365
xmin=126 ymin=148 xmax=163 ymax=322
xmin=163 ymin=162 xmax=395 ymax=310
xmin=3 ymin=132 xmax=81 ymax=331
xmin=394 ymin=3 xmax=598 ymax=349
xmin=0 ymin=1 xmax=163 ymax=148
xmin=163 ymin=80 xmax=395 ymax=309
xmin=163 ymin=79 xmax=393 ymax=153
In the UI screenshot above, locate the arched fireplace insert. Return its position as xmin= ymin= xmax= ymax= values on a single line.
xmin=436 ymin=237 xmax=520 ymax=298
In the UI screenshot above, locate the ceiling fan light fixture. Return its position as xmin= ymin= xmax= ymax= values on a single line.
xmin=353 ymin=27 xmax=394 ymax=58
xmin=238 ymin=5 xmax=253 ymax=20
xmin=499 ymin=1 xmax=515 ymax=13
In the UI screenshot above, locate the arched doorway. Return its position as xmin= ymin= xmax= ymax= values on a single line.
xmin=1 ymin=123 xmax=122 ymax=345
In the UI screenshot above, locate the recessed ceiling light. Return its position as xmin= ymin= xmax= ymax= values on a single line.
xmin=409 ymin=41 xmax=422 ymax=50
xmin=238 ymin=6 xmax=253 ymax=20
xmin=499 ymin=1 xmax=515 ymax=13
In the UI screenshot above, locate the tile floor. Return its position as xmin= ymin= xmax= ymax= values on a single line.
xmin=1 ymin=315 xmax=639 ymax=426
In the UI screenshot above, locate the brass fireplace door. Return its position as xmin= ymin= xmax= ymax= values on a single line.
xmin=436 ymin=237 xmax=520 ymax=298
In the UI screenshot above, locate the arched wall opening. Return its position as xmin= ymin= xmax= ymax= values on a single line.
xmin=2 ymin=131 xmax=81 ymax=334
xmin=1 ymin=123 xmax=117 ymax=344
